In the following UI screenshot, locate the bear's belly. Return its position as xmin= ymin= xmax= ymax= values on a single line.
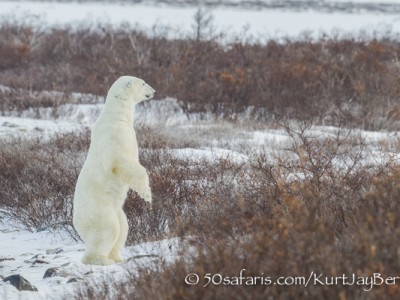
xmin=75 ymin=174 xmax=129 ymax=209
xmin=104 ymin=180 xmax=129 ymax=207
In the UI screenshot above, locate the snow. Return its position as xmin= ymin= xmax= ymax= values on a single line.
xmin=332 ymin=0 xmax=400 ymax=3
xmin=1 ymin=85 xmax=398 ymax=161
xmin=0 ymin=116 xmax=82 ymax=140
xmin=0 ymin=224 xmax=182 ymax=299
xmin=0 ymin=1 xmax=399 ymax=39
xmin=170 ymin=147 xmax=249 ymax=163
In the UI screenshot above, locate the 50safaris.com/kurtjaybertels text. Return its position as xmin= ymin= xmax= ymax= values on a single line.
xmin=185 ymin=269 xmax=400 ymax=291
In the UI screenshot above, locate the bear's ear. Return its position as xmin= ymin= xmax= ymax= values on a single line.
xmin=125 ymin=80 xmax=132 ymax=89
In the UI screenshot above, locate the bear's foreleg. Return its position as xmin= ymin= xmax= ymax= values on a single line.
xmin=121 ymin=162 xmax=152 ymax=203
xmin=134 ymin=167 xmax=152 ymax=203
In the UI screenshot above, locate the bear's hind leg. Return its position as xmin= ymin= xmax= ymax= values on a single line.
xmin=81 ymin=214 xmax=120 ymax=266
xmin=108 ymin=209 xmax=128 ymax=263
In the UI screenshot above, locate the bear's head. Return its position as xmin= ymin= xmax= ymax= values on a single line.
xmin=106 ymin=76 xmax=156 ymax=107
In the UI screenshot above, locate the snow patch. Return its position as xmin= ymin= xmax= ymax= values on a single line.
xmin=0 ymin=1 xmax=399 ymax=40
xmin=0 ymin=226 xmax=182 ymax=300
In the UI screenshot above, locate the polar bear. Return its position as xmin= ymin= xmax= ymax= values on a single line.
xmin=73 ymin=76 xmax=155 ymax=265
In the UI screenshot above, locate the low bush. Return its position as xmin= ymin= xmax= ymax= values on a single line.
xmin=53 ymin=121 xmax=399 ymax=299
xmin=0 ymin=131 xmax=89 ymax=231
xmin=1 ymin=16 xmax=400 ymax=128
xmin=118 ymin=124 xmax=400 ymax=299
xmin=1 ymin=119 xmax=399 ymax=298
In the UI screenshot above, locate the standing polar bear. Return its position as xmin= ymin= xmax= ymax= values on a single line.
xmin=73 ymin=76 xmax=155 ymax=265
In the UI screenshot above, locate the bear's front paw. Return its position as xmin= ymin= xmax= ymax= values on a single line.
xmin=140 ymin=187 xmax=152 ymax=203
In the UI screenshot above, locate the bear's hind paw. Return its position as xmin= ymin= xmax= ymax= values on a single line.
xmin=82 ymin=255 xmax=115 ymax=266
xmin=108 ymin=254 xmax=124 ymax=263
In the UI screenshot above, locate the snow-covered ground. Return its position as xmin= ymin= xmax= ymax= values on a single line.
xmin=0 ymin=1 xmax=400 ymax=40
xmin=0 ymin=223 xmax=182 ymax=300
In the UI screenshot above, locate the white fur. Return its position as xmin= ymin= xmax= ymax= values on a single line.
xmin=73 ymin=76 xmax=155 ymax=265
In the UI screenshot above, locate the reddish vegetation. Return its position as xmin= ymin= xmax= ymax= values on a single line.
xmin=0 ymin=23 xmax=400 ymax=129
xmin=1 ymin=124 xmax=399 ymax=299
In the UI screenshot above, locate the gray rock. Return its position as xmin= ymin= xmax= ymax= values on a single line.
xmin=32 ymin=259 xmax=49 ymax=265
xmin=67 ymin=277 xmax=84 ymax=283
xmin=43 ymin=267 xmax=72 ymax=279
xmin=3 ymin=274 xmax=38 ymax=291
xmin=44 ymin=267 xmax=60 ymax=278
xmin=1 ymin=121 xmax=19 ymax=128
xmin=0 ymin=229 xmax=19 ymax=233
xmin=0 ymin=257 xmax=15 ymax=263
xmin=84 ymin=271 xmax=94 ymax=276
xmin=46 ymin=248 xmax=63 ymax=255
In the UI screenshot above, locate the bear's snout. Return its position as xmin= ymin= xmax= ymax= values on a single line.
xmin=145 ymin=90 xmax=156 ymax=99
xmin=146 ymin=92 xmax=155 ymax=97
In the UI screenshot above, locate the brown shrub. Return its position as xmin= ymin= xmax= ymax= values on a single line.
xmin=2 ymin=117 xmax=399 ymax=298
xmin=0 ymin=88 xmax=73 ymax=113
xmin=65 ymin=120 xmax=400 ymax=299
xmin=0 ymin=131 xmax=89 ymax=230
xmin=91 ymin=123 xmax=400 ymax=299
xmin=1 ymin=21 xmax=400 ymax=128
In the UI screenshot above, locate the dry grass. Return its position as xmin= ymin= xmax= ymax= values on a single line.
xmin=1 ymin=19 xmax=400 ymax=129
xmin=0 ymin=131 xmax=89 ymax=231
xmin=48 ymin=122 xmax=399 ymax=300
xmin=129 ymin=126 xmax=400 ymax=300
xmin=1 ymin=119 xmax=399 ymax=298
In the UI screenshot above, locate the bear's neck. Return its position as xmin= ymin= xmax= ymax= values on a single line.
xmin=100 ymin=99 xmax=135 ymax=125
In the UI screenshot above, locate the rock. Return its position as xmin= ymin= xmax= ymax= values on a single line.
xmin=43 ymin=267 xmax=72 ymax=279
xmin=43 ymin=267 xmax=61 ymax=279
xmin=24 ymin=257 xmax=49 ymax=265
xmin=3 ymin=274 xmax=38 ymax=292
xmin=0 ymin=257 xmax=15 ymax=263
xmin=0 ymin=229 xmax=19 ymax=233
xmin=32 ymin=259 xmax=49 ymax=265
xmin=1 ymin=121 xmax=19 ymax=128
xmin=46 ymin=248 xmax=63 ymax=255
xmin=84 ymin=271 xmax=94 ymax=276
xmin=67 ymin=277 xmax=84 ymax=283
xmin=43 ymin=268 xmax=58 ymax=278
